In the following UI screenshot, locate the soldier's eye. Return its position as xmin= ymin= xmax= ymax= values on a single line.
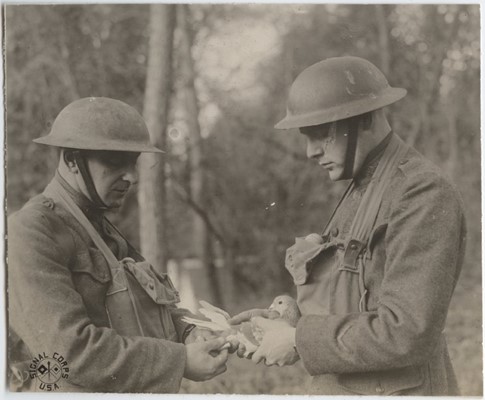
xmin=278 ymin=301 xmax=283 ymax=304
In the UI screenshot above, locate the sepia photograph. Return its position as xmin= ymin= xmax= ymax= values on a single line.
xmin=4 ymin=3 xmax=482 ymax=396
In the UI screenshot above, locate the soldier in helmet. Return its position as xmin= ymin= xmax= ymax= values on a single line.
xmin=230 ymin=57 xmax=466 ymax=395
xmin=8 ymin=97 xmax=229 ymax=392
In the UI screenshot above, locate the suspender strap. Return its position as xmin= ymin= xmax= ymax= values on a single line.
xmin=349 ymin=133 xmax=408 ymax=242
xmin=45 ymin=178 xmax=145 ymax=336
xmin=343 ymin=133 xmax=408 ymax=312
xmin=341 ymin=134 xmax=408 ymax=272
xmin=321 ymin=180 xmax=354 ymax=237
xmin=322 ymin=133 xmax=408 ymax=242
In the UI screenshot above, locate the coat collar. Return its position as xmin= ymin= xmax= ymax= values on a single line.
xmin=353 ymin=131 xmax=393 ymax=188
xmin=53 ymin=170 xmax=104 ymax=222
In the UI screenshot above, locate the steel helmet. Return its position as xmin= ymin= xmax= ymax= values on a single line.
xmin=275 ymin=56 xmax=406 ymax=129
xmin=34 ymin=97 xmax=163 ymax=153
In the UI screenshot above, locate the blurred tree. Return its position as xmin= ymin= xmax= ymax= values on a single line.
xmin=138 ymin=4 xmax=175 ymax=272
xmin=177 ymin=4 xmax=224 ymax=305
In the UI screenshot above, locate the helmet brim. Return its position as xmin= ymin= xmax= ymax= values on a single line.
xmin=274 ymin=87 xmax=407 ymax=130
xmin=33 ymin=136 xmax=164 ymax=153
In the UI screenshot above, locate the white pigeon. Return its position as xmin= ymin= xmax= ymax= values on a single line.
xmin=182 ymin=297 xmax=300 ymax=357
xmin=182 ymin=300 xmax=263 ymax=356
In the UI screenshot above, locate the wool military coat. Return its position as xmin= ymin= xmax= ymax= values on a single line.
xmin=289 ymin=133 xmax=466 ymax=395
xmin=8 ymin=175 xmax=191 ymax=393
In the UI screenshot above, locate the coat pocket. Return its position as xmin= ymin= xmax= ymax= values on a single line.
xmin=285 ymin=237 xmax=335 ymax=285
xmin=71 ymin=248 xmax=111 ymax=283
xmin=337 ymin=365 xmax=427 ymax=395
xmin=106 ymin=258 xmax=180 ymax=341
xmin=123 ymin=259 xmax=180 ymax=305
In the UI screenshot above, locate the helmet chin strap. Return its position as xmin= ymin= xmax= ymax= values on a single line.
xmin=341 ymin=116 xmax=360 ymax=180
xmin=71 ymin=150 xmax=109 ymax=211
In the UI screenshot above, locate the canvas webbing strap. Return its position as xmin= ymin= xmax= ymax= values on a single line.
xmin=349 ymin=133 xmax=408 ymax=242
xmin=337 ymin=133 xmax=407 ymax=312
xmin=45 ymin=178 xmax=145 ymax=335
xmin=322 ymin=133 xmax=407 ymax=242
xmin=320 ymin=181 xmax=354 ymax=237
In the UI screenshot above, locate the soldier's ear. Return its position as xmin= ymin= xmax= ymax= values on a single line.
xmin=63 ymin=150 xmax=79 ymax=173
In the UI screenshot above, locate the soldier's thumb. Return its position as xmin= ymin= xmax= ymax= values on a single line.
xmin=266 ymin=310 xmax=280 ymax=320
xmin=251 ymin=347 xmax=265 ymax=365
xmin=204 ymin=337 xmax=226 ymax=351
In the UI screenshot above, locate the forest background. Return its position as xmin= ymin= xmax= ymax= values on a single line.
xmin=5 ymin=4 xmax=481 ymax=395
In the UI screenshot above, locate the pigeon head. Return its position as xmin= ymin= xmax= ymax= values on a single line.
xmin=269 ymin=295 xmax=295 ymax=316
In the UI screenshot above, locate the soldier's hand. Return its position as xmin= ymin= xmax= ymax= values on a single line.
xmin=184 ymin=327 xmax=217 ymax=344
xmin=228 ymin=308 xmax=280 ymax=325
xmin=184 ymin=337 xmax=229 ymax=382
xmin=251 ymin=318 xmax=299 ymax=367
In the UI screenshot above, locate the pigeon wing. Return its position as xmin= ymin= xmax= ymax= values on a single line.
xmin=199 ymin=300 xmax=231 ymax=320
xmin=198 ymin=308 xmax=232 ymax=330
xmin=181 ymin=316 xmax=227 ymax=332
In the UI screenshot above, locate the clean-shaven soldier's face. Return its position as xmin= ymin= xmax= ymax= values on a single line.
xmin=82 ymin=150 xmax=140 ymax=209
xmin=300 ymin=120 xmax=350 ymax=181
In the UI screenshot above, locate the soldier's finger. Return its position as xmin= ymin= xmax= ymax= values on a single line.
xmin=227 ymin=310 xmax=253 ymax=325
xmin=210 ymin=344 xmax=230 ymax=358
xmin=204 ymin=337 xmax=226 ymax=351
xmin=251 ymin=349 xmax=265 ymax=364
xmin=236 ymin=344 xmax=246 ymax=358
xmin=227 ymin=337 xmax=239 ymax=353
xmin=267 ymin=310 xmax=280 ymax=320
xmin=213 ymin=348 xmax=229 ymax=364
xmin=255 ymin=309 xmax=279 ymax=319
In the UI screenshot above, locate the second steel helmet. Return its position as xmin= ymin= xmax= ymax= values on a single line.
xmin=275 ymin=56 xmax=406 ymax=129
xmin=34 ymin=97 xmax=163 ymax=153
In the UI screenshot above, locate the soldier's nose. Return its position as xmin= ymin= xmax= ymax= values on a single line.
xmin=306 ymin=139 xmax=324 ymax=160
xmin=124 ymin=168 xmax=138 ymax=185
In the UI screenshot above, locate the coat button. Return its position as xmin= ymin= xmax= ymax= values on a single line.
xmin=42 ymin=198 xmax=55 ymax=209
xmin=330 ymin=227 xmax=339 ymax=237
xmin=399 ymin=159 xmax=408 ymax=165
xmin=350 ymin=243 xmax=358 ymax=250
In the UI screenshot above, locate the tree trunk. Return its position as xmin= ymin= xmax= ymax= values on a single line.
xmin=138 ymin=5 xmax=175 ymax=273
xmin=178 ymin=4 xmax=224 ymax=306
xmin=375 ymin=5 xmax=390 ymax=76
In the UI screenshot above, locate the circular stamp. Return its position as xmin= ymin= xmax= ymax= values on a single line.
xmin=29 ymin=352 xmax=69 ymax=391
